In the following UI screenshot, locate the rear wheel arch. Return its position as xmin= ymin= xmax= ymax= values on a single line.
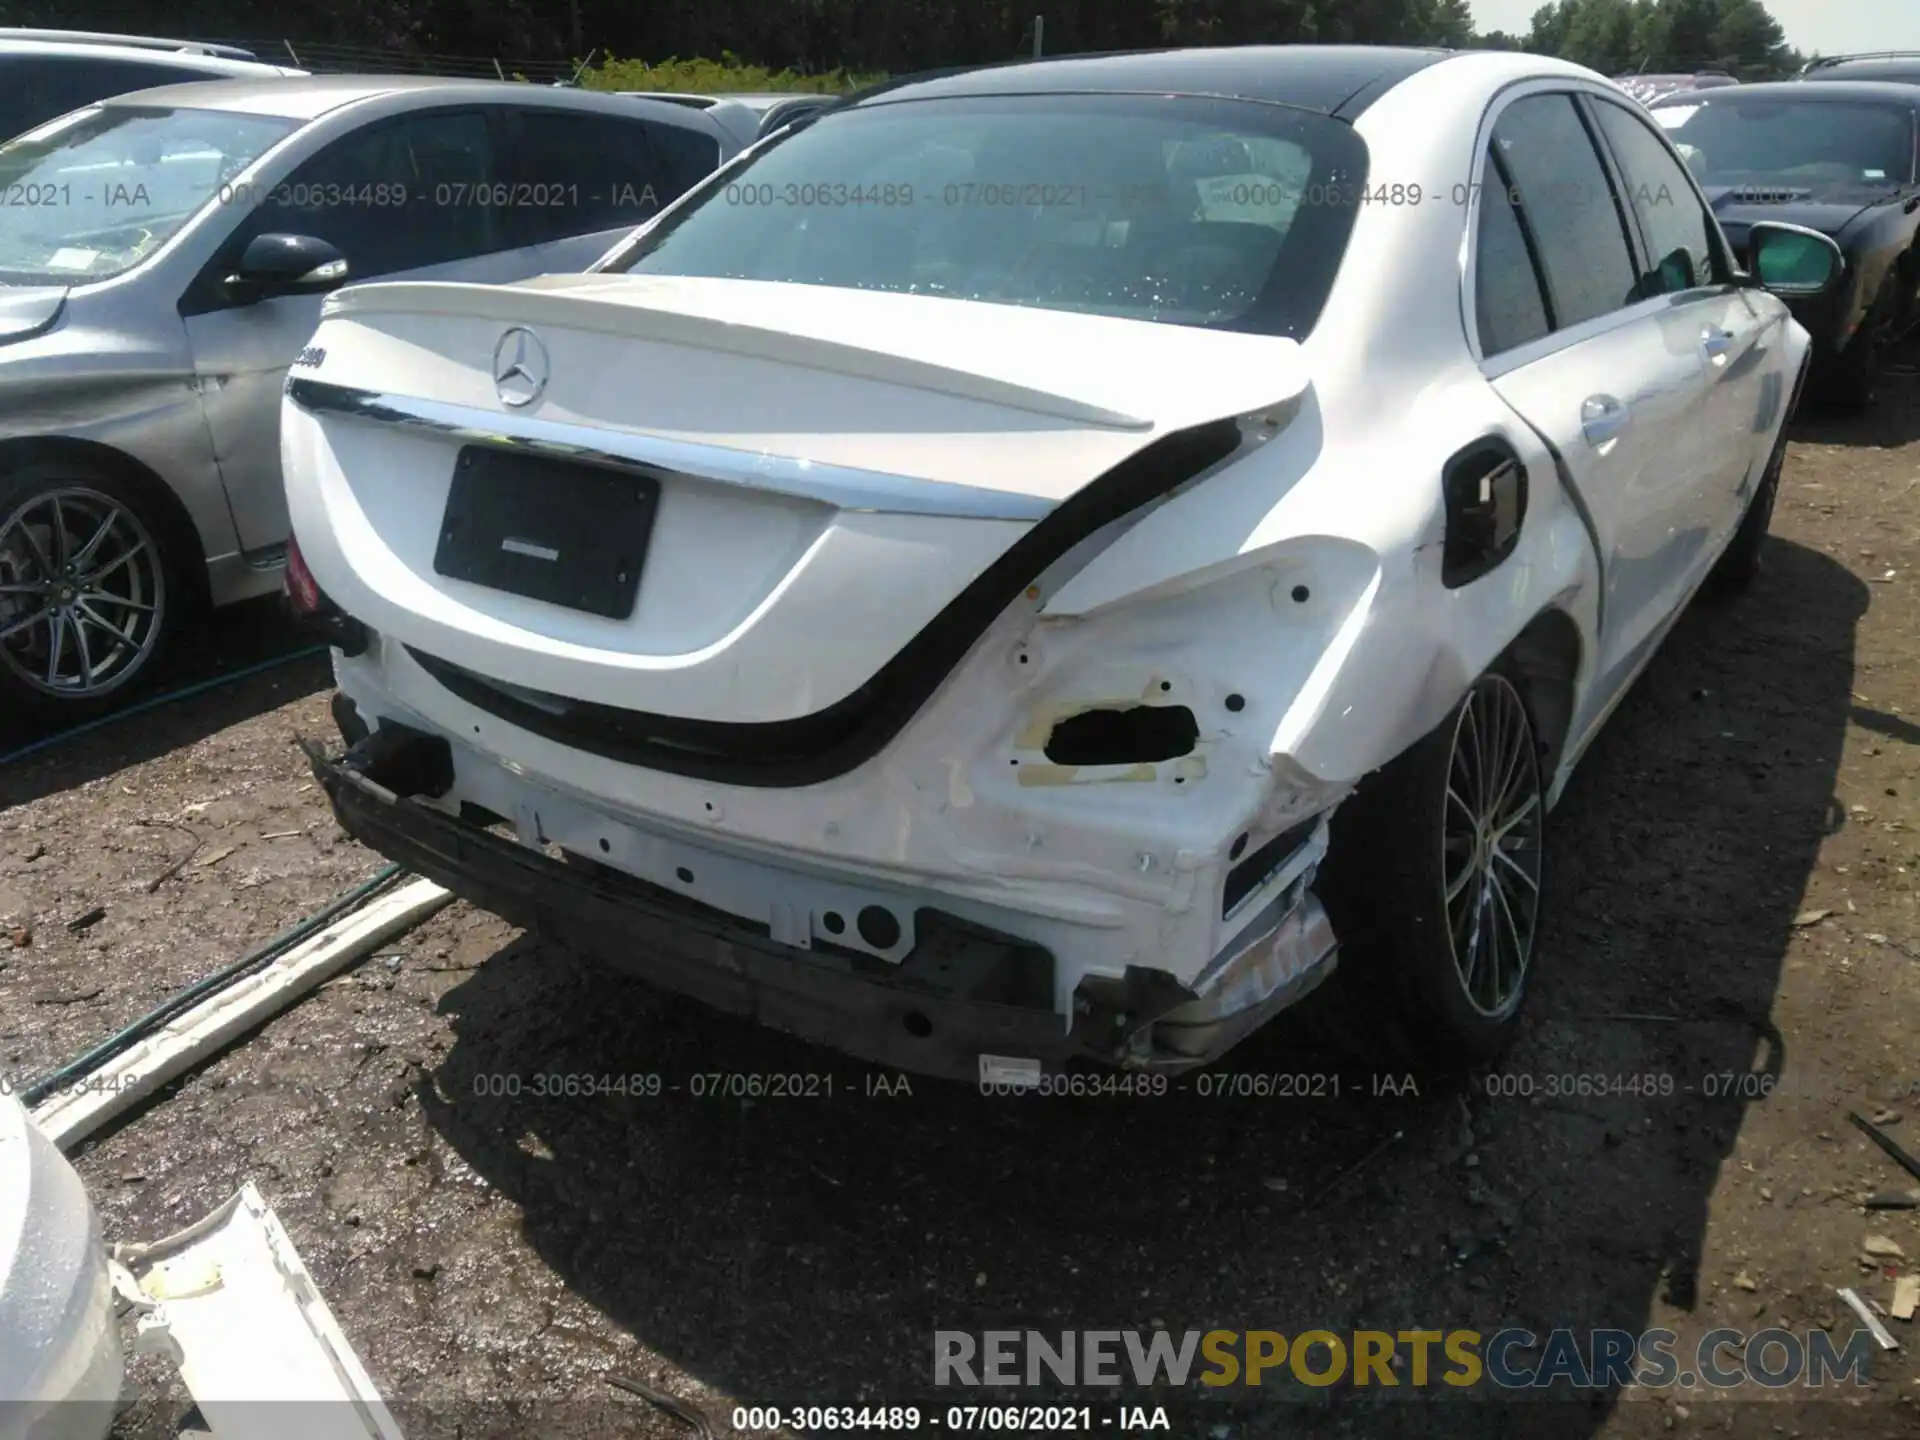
xmin=1500 ymin=606 xmax=1583 ymax=787
xmin=0 ymin=436 xmax=209 ymax=607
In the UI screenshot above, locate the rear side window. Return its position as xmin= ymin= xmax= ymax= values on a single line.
xmin=642 ymin=120 xmax=723 ymax=194
xmin=1473 ymin=147 xmax=1551 ymax=357
xmin=1590 ymin=98 xmax=1720 ymax=295
xmin=1490 ymin=94 xmax=1639 ymax=329
xmin=497 ymin=108 xmax=667 ymax=245
xmin=0 ymin=54 xmax=219 ymax=143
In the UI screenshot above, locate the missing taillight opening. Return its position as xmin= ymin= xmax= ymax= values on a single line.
xmin=284 ymin=535 xmax=371 ymax=657
xmin=284 ymin=534 xmax=323 ymax=616
xmin=1042 ymin=704 xmax=1199 ymax=766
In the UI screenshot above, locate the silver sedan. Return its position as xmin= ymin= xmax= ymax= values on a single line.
xmin=0 ymin=75 xmax=736 ymax=717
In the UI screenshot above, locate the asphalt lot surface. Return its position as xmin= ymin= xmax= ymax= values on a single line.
xmin=1 ymin=385 xmax=1918 ymax=1439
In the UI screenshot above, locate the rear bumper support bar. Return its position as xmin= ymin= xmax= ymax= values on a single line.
xmin=304 ymin=727 xmax=1337 ymax=1083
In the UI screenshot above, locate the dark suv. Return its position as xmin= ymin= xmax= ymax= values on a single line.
xmin=1800 ymin=53 xmax=1920 ymax=88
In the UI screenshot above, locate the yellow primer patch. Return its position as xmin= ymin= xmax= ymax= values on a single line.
xmin=1016 ymin=762 xmax=1158 ymax=787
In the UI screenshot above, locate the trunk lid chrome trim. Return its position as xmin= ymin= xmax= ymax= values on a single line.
xmin=287 ymin=377 xmax=1057 ymax=522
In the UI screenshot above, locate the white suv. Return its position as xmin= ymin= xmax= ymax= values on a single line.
xmin=0 ymin=29 xmax=302 ymax=141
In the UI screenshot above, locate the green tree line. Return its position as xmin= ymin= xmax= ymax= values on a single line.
xmin=0 ymin=0 xmax=1804 ymax=87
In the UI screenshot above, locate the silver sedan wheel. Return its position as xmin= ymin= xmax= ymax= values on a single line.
xmin=1441 ymin=674 xmax=1543 ymax=1019
xmin=0 ymin=486 xmax=165 ymax=700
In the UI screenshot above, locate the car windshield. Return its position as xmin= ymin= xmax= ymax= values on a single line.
xmin=0 ymin=104 xmax=298 ymax=285
xmin=598 ymin=93 xmax=1370 ymax=338
xmin=1652 ymin=96 xmax=1917 ymax=196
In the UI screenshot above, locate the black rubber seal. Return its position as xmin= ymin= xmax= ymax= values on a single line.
xmin=411 ymin=415 xmax=1245 ymax=787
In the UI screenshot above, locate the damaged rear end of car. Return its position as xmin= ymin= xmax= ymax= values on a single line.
xmin=284 ymin=270 xmax=1381 ymax=1081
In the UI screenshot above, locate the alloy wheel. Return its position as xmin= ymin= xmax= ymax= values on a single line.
xmin=0 ymin=486 xmax=165 ymax=699
xmin=1440 ymin=674 xmax=1543 ymax=1019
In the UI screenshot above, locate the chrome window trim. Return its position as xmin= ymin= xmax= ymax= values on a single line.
xmin=285 ymin=377 xmax=1057 ymax=522
xmin=1477 ymin=286 xmax=1741 ymax=380
xmin=1461 ymin=77 xmax=1741 ymax=375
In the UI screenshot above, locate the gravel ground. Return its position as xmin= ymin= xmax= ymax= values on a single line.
xmin=2 ymin=390 xmax=1919 ymax=1440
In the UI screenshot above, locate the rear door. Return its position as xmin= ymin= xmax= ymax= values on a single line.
xmin=492 ymin=106 xmax=725 ymax=273
xmin=1470 ymin=90 xmax=1717 ymax=728
xmin=1466 ymin=93 xmax=1728 ymax=733
xmin=1585 ymin=93 xmax=1790 ymax=557
xmin=180 ymin=106 xmax=529 ymax=553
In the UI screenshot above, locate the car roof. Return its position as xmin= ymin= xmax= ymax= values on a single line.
xmin=722 ymin=92 xmax=835 ymax=110
xmin=0 ymin=37 xmax=297 ymax=78
xmin=616 ymin=91 xmax=724 ymax=108
xmin=1656 ymin=79 xmax=1920 ymax=106
xmin=615 ymin=91 xmax=831 ymax=117
xmin=850 ymin=45 xmax=1455 ymax=119
xmin=1803 ymin=56 xmax=1920 ymax=82
xmin=94 ymin=74 xmax=735 ymax=125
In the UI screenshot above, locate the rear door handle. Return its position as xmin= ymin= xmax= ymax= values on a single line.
xmin=1581 ymin=393 xmax=1631 ymax=449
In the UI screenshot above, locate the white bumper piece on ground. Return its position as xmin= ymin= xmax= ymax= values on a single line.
xmin=2 ymin=1092 xmax=401 ymax=1440
xmin=111 ymin=1183 xmax=404 ymax=1440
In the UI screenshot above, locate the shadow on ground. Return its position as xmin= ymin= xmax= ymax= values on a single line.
xmin=1789 ymin=367 xmax=1920 ymax=449
xmin=0 ymin=597 xmax=329 ymax=808
xmin=408 ymin=521 xmax=1883 ymax=1436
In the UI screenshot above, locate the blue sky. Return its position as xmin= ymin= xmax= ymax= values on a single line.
xmin=1469 ymin=0 xmax=1920 ymax=55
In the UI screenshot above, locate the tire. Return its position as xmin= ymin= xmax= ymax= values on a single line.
xmin=0 ymin=460 xmax=178 ymax=722
xmin=1311 ymin=666 xmax=1546 ymax=1075
xmin=1709 ymin=415 xmax=1788 ymax=593
xmin=1824 ymin=276 xmax=1896 ymax=411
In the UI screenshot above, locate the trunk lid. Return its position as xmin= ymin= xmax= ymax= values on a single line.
xmin=286 ymin=275 xmax=1305 ymax=727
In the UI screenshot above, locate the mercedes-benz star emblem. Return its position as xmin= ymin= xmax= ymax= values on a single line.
xmin=491 ymin=326 xmax=550 ymax=408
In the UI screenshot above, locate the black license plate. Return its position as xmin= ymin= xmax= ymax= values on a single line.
xmin=433 ymin=447 xmax=658 ymax=619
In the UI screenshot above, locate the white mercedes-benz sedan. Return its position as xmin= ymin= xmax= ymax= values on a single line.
xmin=282 ymin=45 xmax=1842 ymax=1082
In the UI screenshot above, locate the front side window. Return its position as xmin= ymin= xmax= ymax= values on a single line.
xmin=1591 ymin=98 xmax=1722 ymax=295
xmin=1490 ymin=94 xmax=1639 ymax=330
xmin=598 ymin=93 xmax=1371 ymax=339
xmin=242 ymin=109 xmax=503 ymax=279
xmin=0 ymin=104 xmax=297 ymax=284
xmin=1651 ymin=95 xmax=1917 ymax=195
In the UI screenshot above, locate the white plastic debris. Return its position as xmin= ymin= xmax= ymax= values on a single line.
xmin=113 ymin=1183 xmax=404 ymax=1440
xmin=30 ymin=877 xmax=449 ymax=1151
xmin=1837 ymin=1286 xmax=1900 ymax=1351
xmin=0 ymin=1092 xmax=122 ymax=1440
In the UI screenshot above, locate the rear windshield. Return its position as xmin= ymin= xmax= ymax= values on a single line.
xmin=1653 ymin=96 xmax=1918 ymax=192
xmin=597 ymin=93 xmax=1370 ymax=339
